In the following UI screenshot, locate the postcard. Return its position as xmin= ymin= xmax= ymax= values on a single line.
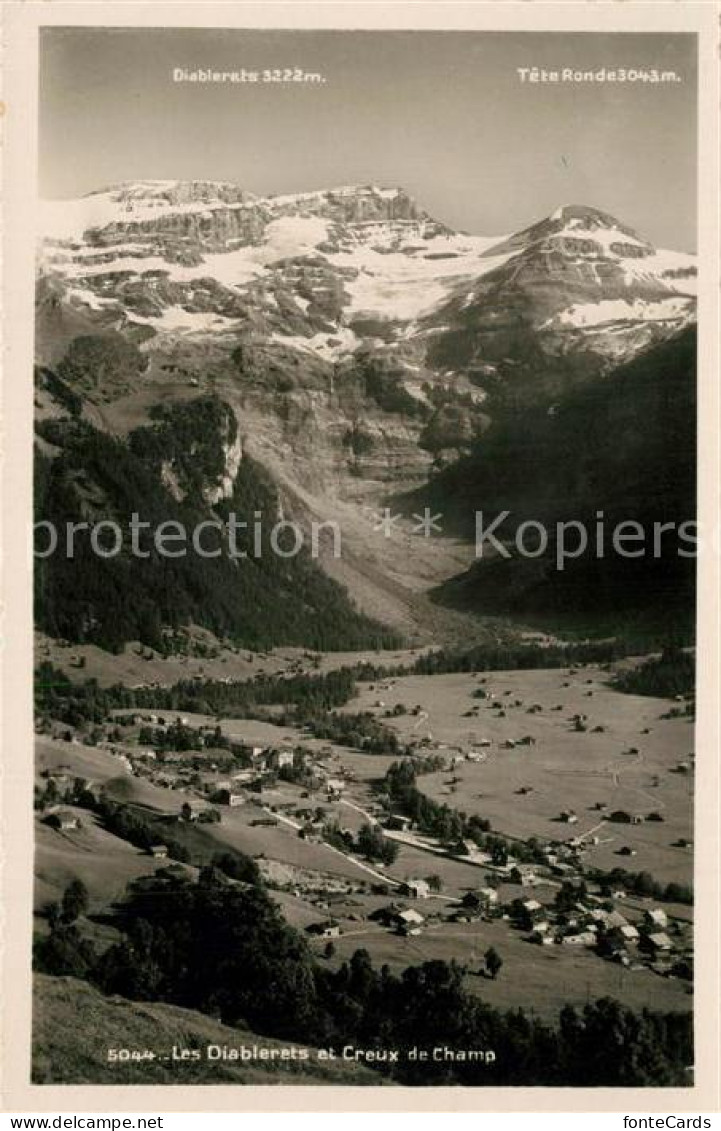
xmin=1 ymin=0 xmax=719 ymax=1113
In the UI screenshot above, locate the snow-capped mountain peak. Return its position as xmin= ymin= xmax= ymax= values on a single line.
xmin=36 ymin=182 xmax=696 ymax=399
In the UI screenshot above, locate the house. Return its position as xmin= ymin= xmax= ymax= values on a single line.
xmin=402 ymin=878 xmax=430 ymax=899
xmin=306 ymin=921 xmax=341 ymax=939
xmin=561 ymin=931 xmax=597 ymax=947
xmin=477 ymin=886 xmax=499 ymax=907
xmin=396 ymin=908 xmax=425 ymax=933
xmin=604 ymin=910 xmax=632 ymax=931
xmin=273 ymin=749 xmax=295 ymax=770
xmin=462 ymin=888 xmax=498 ymax=913
xmin=217 ymin=789 xmax=245 ymax=807
xmin=560 ymin=810 xmax=579 ymax=825
xmin=149 ymin=844 xmax=169 ymax=859
xmin=231 ymin=769 xmax=256 ymax=785
xmin=645 ymin=908 xmax=669 ymax=930
xmin=532 ymin=926 xmax=554 ymax=944
xmin=51 ymin=810 xmax=79 ymax=831
xmin=326 ymin=778 xmax=346 ymax=798
xmin=615 ymin=924 xmax=640 ymax=945
xmin=646 ymin=931 xmax=673 ymax=953
xmin=386 ymin=814 xmax=412 ymax=832
xmin=514 ymin=864 xmax=538 ymax=886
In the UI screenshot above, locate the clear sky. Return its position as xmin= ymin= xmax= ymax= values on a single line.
xmin=39 ymin=28 xmax=697 ymax=250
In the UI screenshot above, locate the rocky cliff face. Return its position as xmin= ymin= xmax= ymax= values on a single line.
xmin=35 ymin=183 xmax=697 ymax=629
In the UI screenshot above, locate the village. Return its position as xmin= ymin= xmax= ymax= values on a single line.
xmin=34 ymin=655 xmax=694 ymax=1017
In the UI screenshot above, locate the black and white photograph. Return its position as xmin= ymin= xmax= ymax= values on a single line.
xmin=3 ymin=9 xmax=716 ymax=1104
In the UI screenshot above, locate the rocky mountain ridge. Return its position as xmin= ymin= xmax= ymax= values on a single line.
xmin=35 ymin=182 xmax=697 ymax=642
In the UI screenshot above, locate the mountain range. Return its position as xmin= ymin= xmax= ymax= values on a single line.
xmin=34 ymin=181 xmax=697 ymax=647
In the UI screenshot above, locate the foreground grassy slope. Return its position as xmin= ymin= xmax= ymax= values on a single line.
xmin=33 ymin=975 xmax=385 ymax=1086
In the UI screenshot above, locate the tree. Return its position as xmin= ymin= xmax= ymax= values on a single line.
xmin=61 ymin=878 xmax=89 ymax=923
xmin=324 ymin=941 xmax=336 ymax=960
xmin=426 ymin=874 xmax=443 ymax=892
xmin=484 ymin=946 xmax=503 ymax=980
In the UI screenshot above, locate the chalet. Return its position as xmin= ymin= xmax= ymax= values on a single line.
xmin=51 ymin=810 xmax=79 ymax=831
xmin=476 ymin=886 xmax=499 ymax=907
xmin=217 ymin=789 xmax=245 ymax=807
xmin=534 ymin=932 xmax=556 ymax=946
xmin=464 ymin=886 xmax=498 ymax=913
xmin=231 ymin=769 xmax=257 ymax=785
xmin=520 ymin=898 xmax=545 ymax=922
xmin=386 ymin=814 xmax=412 ymax=832
xmin=646 ymin=931 xmax=673 ymax=954
xmin=515 ymin=864 xmax=538 ymax=885
xmin=561 ymin=931 xmax=596 ymax=947
xmin=645 ymin=908 xmax=669 ymax=930
xmin=402 ymin=878 xmax=430 ymax=899
xmin=396 ymin=907 xmax=425 ymax=933
xmin=604 ymin=910 xmax=633 ymax=932
xmin=306 ymin=921 xmax=341 ymax=939
xmin=149 ymin=844 xmax=169 ymax=859
xmin=613 ymin=924 xmax=640 ymax=945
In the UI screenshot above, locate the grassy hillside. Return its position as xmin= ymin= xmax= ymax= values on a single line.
xmin=32 ymin=974 xmax=384 ymax=1085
